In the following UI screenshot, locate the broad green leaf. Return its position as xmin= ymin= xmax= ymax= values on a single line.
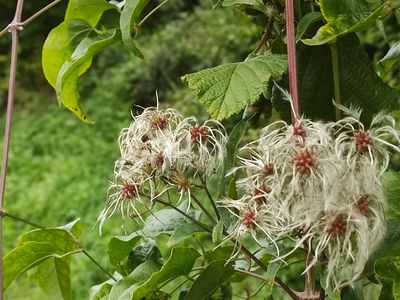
xmin=65 ymin=0 xmax=114 ymax=27
xmin=375 ymin=257 xmax=400 ymax=300
xmin=303 ymin=0 xmax=385 ymax=46
xmin=222 ymin=0 xmax=268 ymax=13
xmin=4 ymin=241 xmax=57 ymax=289
xmin=140 ymin=201 xmax=199 ymax=237
xmin=365 ymin=219 xmax=400 ymax=272
xmin=273 ymin=34 xmax=400 ymax=121
xmin=4 ymin=219 xmax=82 ymax=299
xmin=132 ymin=247 xmax=199 ymax=299
xmin=168 ymin=223 xmax=205 ymax=247
xmin=296 ymin=12 xmax=323 ymax=42
xmin=108 ymin=233 xmax=141 ymax=270
xmin=120 ymin=0 xmax=149 ymax=58
xmin=212 ymin=221 xmax=224 ymax=246
xmin=185 ymin=260 xmax=235 ymax=300
xmin=108 ymin=260 xmax=160 ymax=300
xmin=42 ymin=20 xmax=93 ymax=87
xmin=56 ymin=29 xmax=121 ymax=122
xmin=182 ymin=53 xmax=287 ymax=120
xmin=383 ymin=171 xmax=400 ymax=219
xmin=377 ymin=41 xmax=400 ymax=75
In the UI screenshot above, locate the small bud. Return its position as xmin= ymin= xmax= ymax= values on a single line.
xmin=122 ymin=182 xmax=138 ymax=199
xmin=262 ymin=163 xmax=274 ymax=176
xmin=355 ymin=195 xmax=370 ymax=216
xmin=354 ymin=131 xmax=373 ymax=152
xmin=242 ymin=210 xmax=257 ymax=229
xmin=190 ymin=125 xmax=208 ymax=143
xmin=327 ymin=214 xmax=347 ymax=236
xmin=151 ymin=114 xmax=168 ymax=130
xmin=293 ymin=122 xmax=306 ymax=137
xmin=294 ymin=149 xmax=316 ymax=175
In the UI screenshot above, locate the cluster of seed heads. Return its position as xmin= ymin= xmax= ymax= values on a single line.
xmin=220 ymin=105 xmax=399 ymax=290
xmin=97 ymin=105 xmax=226 ymax=233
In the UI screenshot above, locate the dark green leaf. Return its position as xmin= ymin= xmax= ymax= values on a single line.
xmin=340 ymin=281 xmax=364 ymax=300
xmin=303 ymin=0 xmax=385 ymax=45
xmin=132 ymin=247 xmax=199 ymax=299
xmin=274 ymin=34 xmax=400 ymax=121
xmin=124 ymin=239 xmax=161 ymax=275
xmin=375 ymin=257 xmax=400 ymax=300
xmin=296 ymin=12 xmax=323 ymax=42
xmin=204 ymin=247 xmax=235 ymax=263
xmin=383 ymin=171 xmax=400 ymax=219
xmin=168 ymin=223 xmax=205 ymax=247
xmin=265 ymin=261 xmax=282 ymax=297
xmin=56 ymin=29 xmax=121 ymax=122
xmin=120 ymin=0 xmax=149 ymax=57
xmin=365 ymin=219 xmax=400 ymax=272
xmin=182 ymin=53 xmax=287 ymax=120
xmin=185 ymin=260 xmax=235 ymax=300
xmin=65 ymin=0 xmax=114 ymax=27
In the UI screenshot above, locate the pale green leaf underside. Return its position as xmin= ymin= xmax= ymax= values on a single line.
xmin=303 ymin=0 xmax=385 ymax=46
xmin=182 ymin=54 xmax=287 ymax=120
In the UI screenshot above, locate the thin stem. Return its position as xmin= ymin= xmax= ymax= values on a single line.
xmin=21 ymin=0 xmax=65 ymax=27
xmin=252 ymin=18 xmax=274 ymax=54
xmin=0 ymin=0 xmax=65 ymax=39
xmin=82 ymin=249 xmax=116 ymax=281
xmin=285 ymin=0 xmax=300 ymax=122
xmin=138 ymin=0 xmax=169 ymax=27
xmin=240 ymin=246 xmax=298 ymax=300
xmin=0 ymin=1 xmax=25 ymax=297
xmin=330 ymin=43 xmax=341 ymax=121
xmin=154 ymin=199 xmax=212 ymax=233
xmin=191 ymin=194 xmax=217 ymax=225
xmin=202 ymin=183 xmax=220 ymax=220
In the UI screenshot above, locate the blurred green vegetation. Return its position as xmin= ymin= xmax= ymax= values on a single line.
xmin=1 ymin=0 xmax=399 ymax=299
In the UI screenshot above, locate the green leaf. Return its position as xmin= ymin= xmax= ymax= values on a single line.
xmin=56 ymin=29 xmax=121 ymax=122
xmin=42 ymin=20 xmax=93 ymax=88
xmin=168 ymin=223 xmax=205 ymax=247
xmin=140 ymin=201 xmax=199 ymax=238
xmin=89 ymin=276 xmax=119 ymax=300
xmin=375 ymin=257 xmax=400 ymax=300
xmin=4 ymin=220 xmax=81 ymax=299
xmin=222 ymin=0 xmax=268 ymax=13
xmin=182 ymin=53 xmax=287 ymax=120
xmin=120 ymin=0 xmax=149 ymax=58
xmin=65 ymin=0 xmax=114 ymax=27
xmin=303 ymin=0 xmax=385 ymax=46
xmin=383 ymin=171 xmax=400 ymax=219
xmin=377 ymin=41 xmax=400 ymax=75
xmin=185 ymin=260 xmax=235 ymax=300
xmin=4 ymin=241 xmax=58 ymax=290
xmin=124 ymin=239 xmax=162 ymax=275
xmin=108 ymin=233 xmax=141 ymax=271
xmin=296 ymin=12 xmax=323 ymax=42
xmin=132 ymin=247 xmax=199 ymax=299
xmin=340 ymin=281 xmax=364 ymax=300
xmin=212 ymin=221 xmax=224 ymax=246
xmin=108 ymin=260 xmax=160 ymax=300
xmin=265 ymin=261 xmax=282 ymax=297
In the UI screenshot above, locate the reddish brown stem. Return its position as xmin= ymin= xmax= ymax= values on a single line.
xmin=285 ymin=0 xmax=300 ymax=122
xmin=0 ymin=1 xmax=25 ymax=298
